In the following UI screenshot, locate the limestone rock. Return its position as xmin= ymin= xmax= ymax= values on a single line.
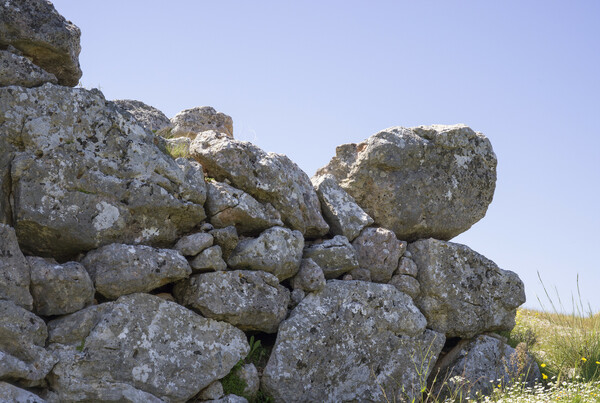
xmin=208 ymin=395 xmax=248 ymax=403
xmin=81 ymin=243 xmax=191 ymax=299
xmin=316 ymin=125 xmax=497 ymax=241
xmin=302 ymin=236 xmax=359 ymax=279
xmin=113 ymin=99 xmax=171 ymax=133
xmin=233 ymin=363 xmax=259 ymax=397
xmin=0 ymin=382 xmax=46 ymax=403
xmin=289 ymin=289 xmax=305 ymax=308
xmin=210 ymin=226 xmax=239 ymax=261
xmin=311 ymin=174 xmax=373 ymax=241
xmin=262 ymin=281 xmax=444 ymax=402
xmin=190 ymin=131 xmax=328 ymax=237
xmin=28 ymin=257 xmax=94 ymax=316
xmin=397 ymin=256 xmax=418 ymax=277
xmin=389 ymin=274 xmax=420 ymax=299
xmin=174 ymin=232 xmax=213 ymax=257
xmin=0 ymin=300 xmax=57 ymax=386
xmin=290 ymin=258 xmax=326 ymax=292
xmin=169 ymin=106 xmax=233 ymax=138
xmin=198 ymin=381 xmax=224 ymax=400
xmin=189 ymin=246 xmax=227 ymax=272
xmin=0 ymin=0 xmax=82 ymax=86
xmin=409 ymin=239 xmax=525 ymax=338
xmin=0 ymin=224 xmax=33 ymax=310
xmin=352 ymin=227 xmax=405 ymax=283
xmin=174 ymin=270 xmax=290 ymax=333
xmin=227 ymin=227 xmax=303 ymax=281
xmin=349 ymin=267 xmax=371 ymax=282
xmin=0 ymin=49 xmax=57 ymax=87
xmin=0 ymin=84 xmax=206 ymax=259
xmin=47 ymin=293 xmax=249 ymax=402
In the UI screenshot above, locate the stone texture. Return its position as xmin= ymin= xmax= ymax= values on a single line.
xmin=0 ymin=224 xmax=33 ymax=310
xmin=349 ymin=267 xmax=371 ymax=282
xmin=302 ymin=236 xmax=359 ymax=279
xmin=352 ymin=227 xmax=405 ymax=283
xmin=316 ymin=125 xmax=497 ymax=241
xmin=198 ymin=381 xmax=224 ymax=400
xmin=233 ymin=363 xmax=259 ymax=397
xmin=190 ymin=131 xmax=328 ymax=237
xmin=113 ymin=99 xmax=171 ymax=133
xmin=0 ymin=381 xmax=46 ymax=403
xmin=389 ymin=274 xmax=420 ymax=299
xmin=206 ymin=181 xmax=283 ymax=235
xmin=0 ymin=300 xmax=57 ymax=386
xmin=311 ymin=174 xmax=373 ymax=241
xmin=290 ymin=258 xmax=326 ymax=292
xmin=174 ymin=270 xmax=290 ymax=333
xmin=227 ymin=227 xmax=304 ymax=281
xmin=0 ymin=0 xmax=82 ymax=86
xmin=81 ymin=243 xmax=191 ymax=299
xmin=174 ymin=232 xmax=213 ymax=257
xmin=262 ymin=281 xmax=444 ymax=402
xmin=0 ymin=49 xmax=57 ymax=87
xmin=28 ymin=257 xmax=94 ymax=316
xmin=189 ymin=246 xmax=227 ymax=272
xmin=168 ymin=106 xmax=234 ymax=138
xmin=210 ymin=226 xmax=239 ymax=261
xmin=209 ymin=395 xmax=248 ymax=403
xmin=397 ymin=256 xmax=419 ymax=277
xmin=47 ymin=293 xmax=249 ymax=402
xmin=0 ymin=85 xmax=207 ymax=259
xmin=409 ymin=238 xmax=525 ymax=338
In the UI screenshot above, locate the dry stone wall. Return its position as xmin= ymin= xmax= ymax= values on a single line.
xmin=0 ymin=1 xmax=535 ymax=402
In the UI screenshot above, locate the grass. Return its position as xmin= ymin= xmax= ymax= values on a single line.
xmin=164 ymin=141 xmax=190 ymax=159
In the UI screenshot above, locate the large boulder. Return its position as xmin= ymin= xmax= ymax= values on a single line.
xmin=316 ymin=125 xmax=497 ymax=241
xmin=168 ymin=106 xmax=233 ymax=138
xmin=0 ymin=84 xmax=207 ymax=259
xmin=81 ymin=243 xmax=191 ymax=299
xmin=262 ymin=280 xmax=445 ymax=402
xmin=174 ymin=270 xmax=290 ymax=333
xmin=190 ymin=131 xmax=328 ymax=237
xmin=352 ymin=227 xmax=405 ymax=283
xmin=0 ymin=49 xmax=58 ymax=87
xmin=113 ymin=99 xmax=171 ymax=133
xmin=302 ymin=235 xmax=359 ymax=279
xmin=409 ymin=239 xmax=525 ymax=338
xmin=47 ymin=293 xmax=249 ymax=402
xmin=0 ymin=224 xmax=33 ymax=310
xmin=0 ymin=0 xmax=82 ymax=86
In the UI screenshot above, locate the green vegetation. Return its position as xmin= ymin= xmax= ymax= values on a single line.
xmin=164 ymin=141 xmax=190 ymax=159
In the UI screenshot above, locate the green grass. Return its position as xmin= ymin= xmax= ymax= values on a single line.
xmin=164 ymin=141 xmax=190 ymax=159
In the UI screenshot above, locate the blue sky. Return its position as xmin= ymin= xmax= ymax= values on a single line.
xmin=51 ymin=0 xmax=600 ymax=312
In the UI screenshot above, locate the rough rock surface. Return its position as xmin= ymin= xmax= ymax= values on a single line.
xmin=290 ymin=258 xmax=326 ymax=292
xmin=28 ymin=257 xmax=94 ymax=316
xmin=47 ymin=293 xmax=249 ymax=402
xmin=174 ymin=232 xmax=213 ymax=257
xmin=0 ymin=224 xmax=33 ymax=310
xmin=389 ymin=274 xmax=420 ymax=299
xmin=190 ymin=131 xmax=328 ymax=237
xmin=198 ymin=381 xmax=224 ymax=400
xmin=169 ymin=106 xmax=233 ymax=138
xmin=206 ymin=181 xmax=283 ymax=235
xmin=0 ymin=84 xmax=207 ymax=259
xmin=409 ymin=239 xmax=525 ymax=338
xmin=0 ymin=300 xmax=57 ymax=386
xmin=233 ymin=363 xmax=260 ymax=397
xmin=352 ymin=227 xmax=405 ymax=283
xmin=316 ymin=125 xmax=497 ymax=241
xmin=311 ymin=174 xmax=373 ymax=241
xmin=227 ymin=227 xmax=304 ymax=281
xmin=302 ymin=236 xmax=359 ymax=279
xmin=113 ymin=99 xmax=171 ymax=133
xmin=262 ymin=280 xmax=444 ymax=402
xmin=210 ymin=226 xmax=239 ymax=261
xmin=81 ymin=243 xmax=191 ymax=299
xmin=0 ymin=381 xmax=46 ymax=403
xmin=174 ymin=270 xmax=290 ymax=333
xmin=397 ymin=256 xmax=419 ymax=277
xmin=0 ymin=49 xmax=58 ymax=87
xmin=0 ymin=0 xmax=82 ymax=86
xmin=189 ymin=246 xmax=227 ymax=272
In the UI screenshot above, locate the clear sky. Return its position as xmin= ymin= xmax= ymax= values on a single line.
xmin=51 ymin=0 xmax=600 ymax=313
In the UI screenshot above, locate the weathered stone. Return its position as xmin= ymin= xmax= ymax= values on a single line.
xmin=409 ymin=239 xmax=525 ymax=338
xmin=47 ymin=293 xmax=249 ymax=402
xmin=227 ymin=227 xmax=303 ymax=281
xmin=206 ymin=181 xmax=283 ymax=235
xmin=290 ymin=258 xmax=326 ymax=292
xmin=262 ymin=281 xmax=444 ymax=402
xmin=0 ymin=382 xmax=46 ymax=403
xmin=174 ymin=232 xmax=213 ymax=256
xmin=28 ymin=257 xmax=94 ymax=316
xmin=397 ymin=256 xmax=418 ymax=277
xmin=164 ymin=137 xmax=192 ymax=159
xmin=349 ymin=267 xmax=371 ymax=282
xmin=431 ymin=335 xmax=541 ymax=399
xmin=81 ymin=243 xmax=191 ymax=299
xmin=352 ymin=227 xmax=404 ymax=283
xmin=0 ymin=49 xmax=57 ymax=87
xmin=316 ymin=125 xmax=497 ymax=241
xmin=311 ymin=174 xmax=373 ymax=241
xmin=189 ymin=246 xmax=227 ymax=272
xmin=389 ymin=274 xmax=420 ymax=299
xmin=113 ymin=99 xmax=171 ymax=133
xmin=302 ymin=235 xmax=358 ymax=279
xmin=0 ymin=0 xmax=82 ymax=86
xmin=210 ymin=226 xmax=239 ymax=261
xmin=208 ymin=395 xmax=248 ymax=403
xmin=168 ymin=106 xmax=233 ymax=138
xmin=198 ymin=381 xmax=224 ymax=400
xmin=0 ymin=224 xmax=33 ymax=310
xmin=174 ymin=270 xmax=290 ymax=333
xmin=190 ymin=131 xmax=328 ymax=237
xmin=289 ymin=288 xmax=305 ymax=309
xmin=233 ymin=363 xmax=259 ymax=397
xmin=0 ymin=300 xmax=57 ymax=386
xmin=0 ymin=85 xmax=206 ymax=259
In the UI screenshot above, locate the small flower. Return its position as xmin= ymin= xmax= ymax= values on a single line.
xmin=582 ymin=357 xmax=587 ymax=362
xmin=542 ymin=373 xmax=548 ymax=380
xmin=596 ymin=361 xmax=600 ymax=365
xmin=541 ymin=363 xmax=546 ymax=368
